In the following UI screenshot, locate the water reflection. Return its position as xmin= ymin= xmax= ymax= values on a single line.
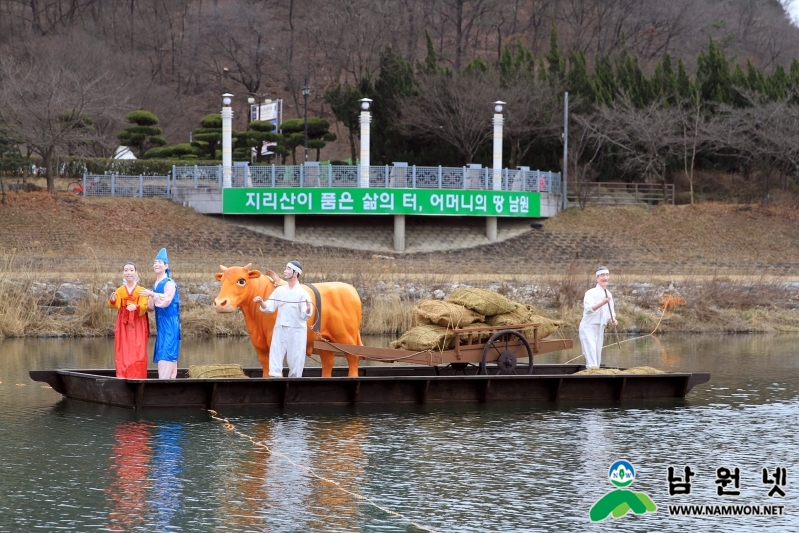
xmin=213 ymin=421 xmax=272 ymax=530
xmin=150 ymin=422 xmax=185 ymax=530
xmin=305 ymin=417 xmax=366 ymax=531
xmin=106 ymin=421 xmax=152 ymax=531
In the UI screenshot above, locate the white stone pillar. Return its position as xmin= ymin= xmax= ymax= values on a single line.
xmin=221 ymin=93 xmax=234 ymax=188
xmin=359 ymin=98 xmax=373 ymax=188
xmin=486 ymin=216 xmax=497 ymax=241
xmin=492 ymin=102 xmax=505 ymax=191
xmin=394 ymin=214 xmax=405 ymax=252
xmin=488 ymin=101 xmax=505 ymax=241
xmin=284 ymin=214 xmax=295 ymax=239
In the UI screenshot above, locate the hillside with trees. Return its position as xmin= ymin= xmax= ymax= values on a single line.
xmin=2 ymin=0 xmax=799 ymax=202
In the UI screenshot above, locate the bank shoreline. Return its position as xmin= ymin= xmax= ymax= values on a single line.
xmin=4 ymin=194 xmax=799 ymax=337
xmin=3 ymin=274 xmax=799 ymax=339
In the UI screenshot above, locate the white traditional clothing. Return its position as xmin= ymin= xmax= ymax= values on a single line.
xmin=579 ymin=284 xmax=616 ymax=368
xmin=260 ymin=284 xmax=312 ymax=378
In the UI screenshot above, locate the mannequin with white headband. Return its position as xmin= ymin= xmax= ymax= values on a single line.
xmin=578 ymin=266 xmax=618 ymax=368
xmin=253 ymin=259 xmax=313 ymax=377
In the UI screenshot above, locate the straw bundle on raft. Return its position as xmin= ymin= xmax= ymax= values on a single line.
xmin=574 ymin=366 xmax=665 ymax=375
xmin=187 ymin=364 xmax=248 ymax=378
xmin=391 ymin=289 xmax=561 ymax=351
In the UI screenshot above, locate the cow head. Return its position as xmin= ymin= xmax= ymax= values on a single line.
xmin=213 ymin=263 xmax=279 ymax=313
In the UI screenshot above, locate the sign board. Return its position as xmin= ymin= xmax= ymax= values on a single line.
xmin=223 ymin=187 xmax=541 ymax=217
xmin=259 ymin=102 xmax=279 ymax=122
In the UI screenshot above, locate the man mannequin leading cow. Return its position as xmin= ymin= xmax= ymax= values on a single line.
xmin=213 ymin=262 xmax=363 ymax=377
xmin=253 ymin=260 xmax=313 ymax=378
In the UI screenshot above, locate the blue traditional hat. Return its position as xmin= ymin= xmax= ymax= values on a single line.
xmin=155 ymin=248 xmax=171 ymax=276
xmin=155 ymin=248 xmax=169 ymax=263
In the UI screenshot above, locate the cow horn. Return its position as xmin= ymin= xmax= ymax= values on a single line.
xmin=244 ymin=263 xmax=253 ymax=271
xmin=219 ymin=265 xmax=228 ymax=271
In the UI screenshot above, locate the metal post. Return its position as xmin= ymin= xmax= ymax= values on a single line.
xmin=302 ymin=80 xmax=310 ymax=162
xmin=222 ymin=93 xmax=234 ymax=188
xmin=562 ymin=91 xmax=569 ymax=210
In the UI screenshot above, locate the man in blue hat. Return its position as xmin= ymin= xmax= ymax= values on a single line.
xmin=141 ymin=248 xmax=181 ymax=378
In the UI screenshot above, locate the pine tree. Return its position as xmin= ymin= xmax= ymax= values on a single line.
xmin=545 ymin=22 xmax=564 ymax=83
xmin=373 ymin=45 xmax=417 ymax=164
xmin=420 ymin=30 xmax=441 ymax=75
xmin=746 ymin=60 xmax=765 ymax=94
xmin=765 ymin=64 xmax=788 ymax=101
xmin=593 ymin=56 xmax=616 ymax=105
xmin=676 ymin=59 xmax=692 ymax=100
xmin=566 ymin=50 xmax=594 ymax=102
xmin=652 ymin=53 xmax=676 ymax=101
xmin=696 ymin=38 xmax=731 ymax=104
xmin=116 ymin=110 xmax=167 ymax=158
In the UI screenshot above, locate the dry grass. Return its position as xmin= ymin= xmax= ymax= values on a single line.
xmin=3 ymin=192 xmax=799 ymax=337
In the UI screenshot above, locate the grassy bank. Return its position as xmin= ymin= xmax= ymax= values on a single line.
xmin=3 ymin=192 xmax=799 ymax=338
xmin=2 ymin=257 xmax=799 ymax=339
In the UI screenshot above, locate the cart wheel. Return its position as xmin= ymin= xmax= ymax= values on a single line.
xmin=480 ymin=329 xmax=534 ymax=375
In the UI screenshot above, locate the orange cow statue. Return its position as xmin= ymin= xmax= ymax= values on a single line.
xmin=213 ymin=264 xmax=362 ymax=377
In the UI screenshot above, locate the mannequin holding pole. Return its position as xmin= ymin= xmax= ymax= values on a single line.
xmin=579 ymin=266 xmax=617 ymax=368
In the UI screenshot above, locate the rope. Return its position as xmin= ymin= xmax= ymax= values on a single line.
xmin=565 ymin=294 xmax=685 ymax=364
xmin=257 ymin=298 xmax=321 ymax=330
xmin=207 ymin=410 xmax=439 ymax=533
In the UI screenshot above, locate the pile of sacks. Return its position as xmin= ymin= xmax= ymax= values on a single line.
xmin=390 ymin=287 xmax=561 ymax=351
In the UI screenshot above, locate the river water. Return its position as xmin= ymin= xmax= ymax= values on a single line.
xmin=1 ymin=334 xmax=797 ymax=532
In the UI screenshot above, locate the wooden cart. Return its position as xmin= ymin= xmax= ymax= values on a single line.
xmin=315 ymin=322 xmax=573 ymax=375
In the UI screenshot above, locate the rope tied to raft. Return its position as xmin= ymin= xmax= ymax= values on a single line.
xmin=207 ymin=409 xmax=440 ymax=533
xmin=565 ymin=293 xmax=686 ymax=364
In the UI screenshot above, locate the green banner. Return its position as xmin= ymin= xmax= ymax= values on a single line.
xmin=223 ymin=187 xmax=540 ymax=217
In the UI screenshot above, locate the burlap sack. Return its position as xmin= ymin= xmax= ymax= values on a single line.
xmin=390 ymin=324 xmax=455 ymax=350
xmin=414 ymin=299 xmax=484 ymax=328
xmin=446 ymin=287 xmax=519 ymax=317
xmin=486 ymin=310 xmax=560 ymax=340
xmin=455 ymin=322 xmax=493 ymax=343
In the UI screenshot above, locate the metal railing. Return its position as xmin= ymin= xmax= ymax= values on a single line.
xmin=82 ymin=165 xmax=563 ymax=198
xmin=568 ymin=182 xmax=675 ymax=206
xmin=172 ymin=164 xmax=562 ymax=192
xmin=81 ymin=173 xmax=171 ymax=197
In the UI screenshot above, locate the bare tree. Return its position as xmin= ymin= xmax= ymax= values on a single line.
xmin=398 ymin=72 xmax=495 ymax=164
xmin=501 ymin=79 xmax=563 ymax=168
xmin=714 ymin=92 xmax=799 ymax=206
xmin=566 ymin=117 xmax=604 ymax=209
xmin=0 ymin=37 xmax=127 ymax=192
xmin=583 ymin=96 xmax=678 ymax=188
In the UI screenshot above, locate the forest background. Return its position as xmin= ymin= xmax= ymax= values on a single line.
xmin=3 ymin=0 xmax=799 ymax=205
